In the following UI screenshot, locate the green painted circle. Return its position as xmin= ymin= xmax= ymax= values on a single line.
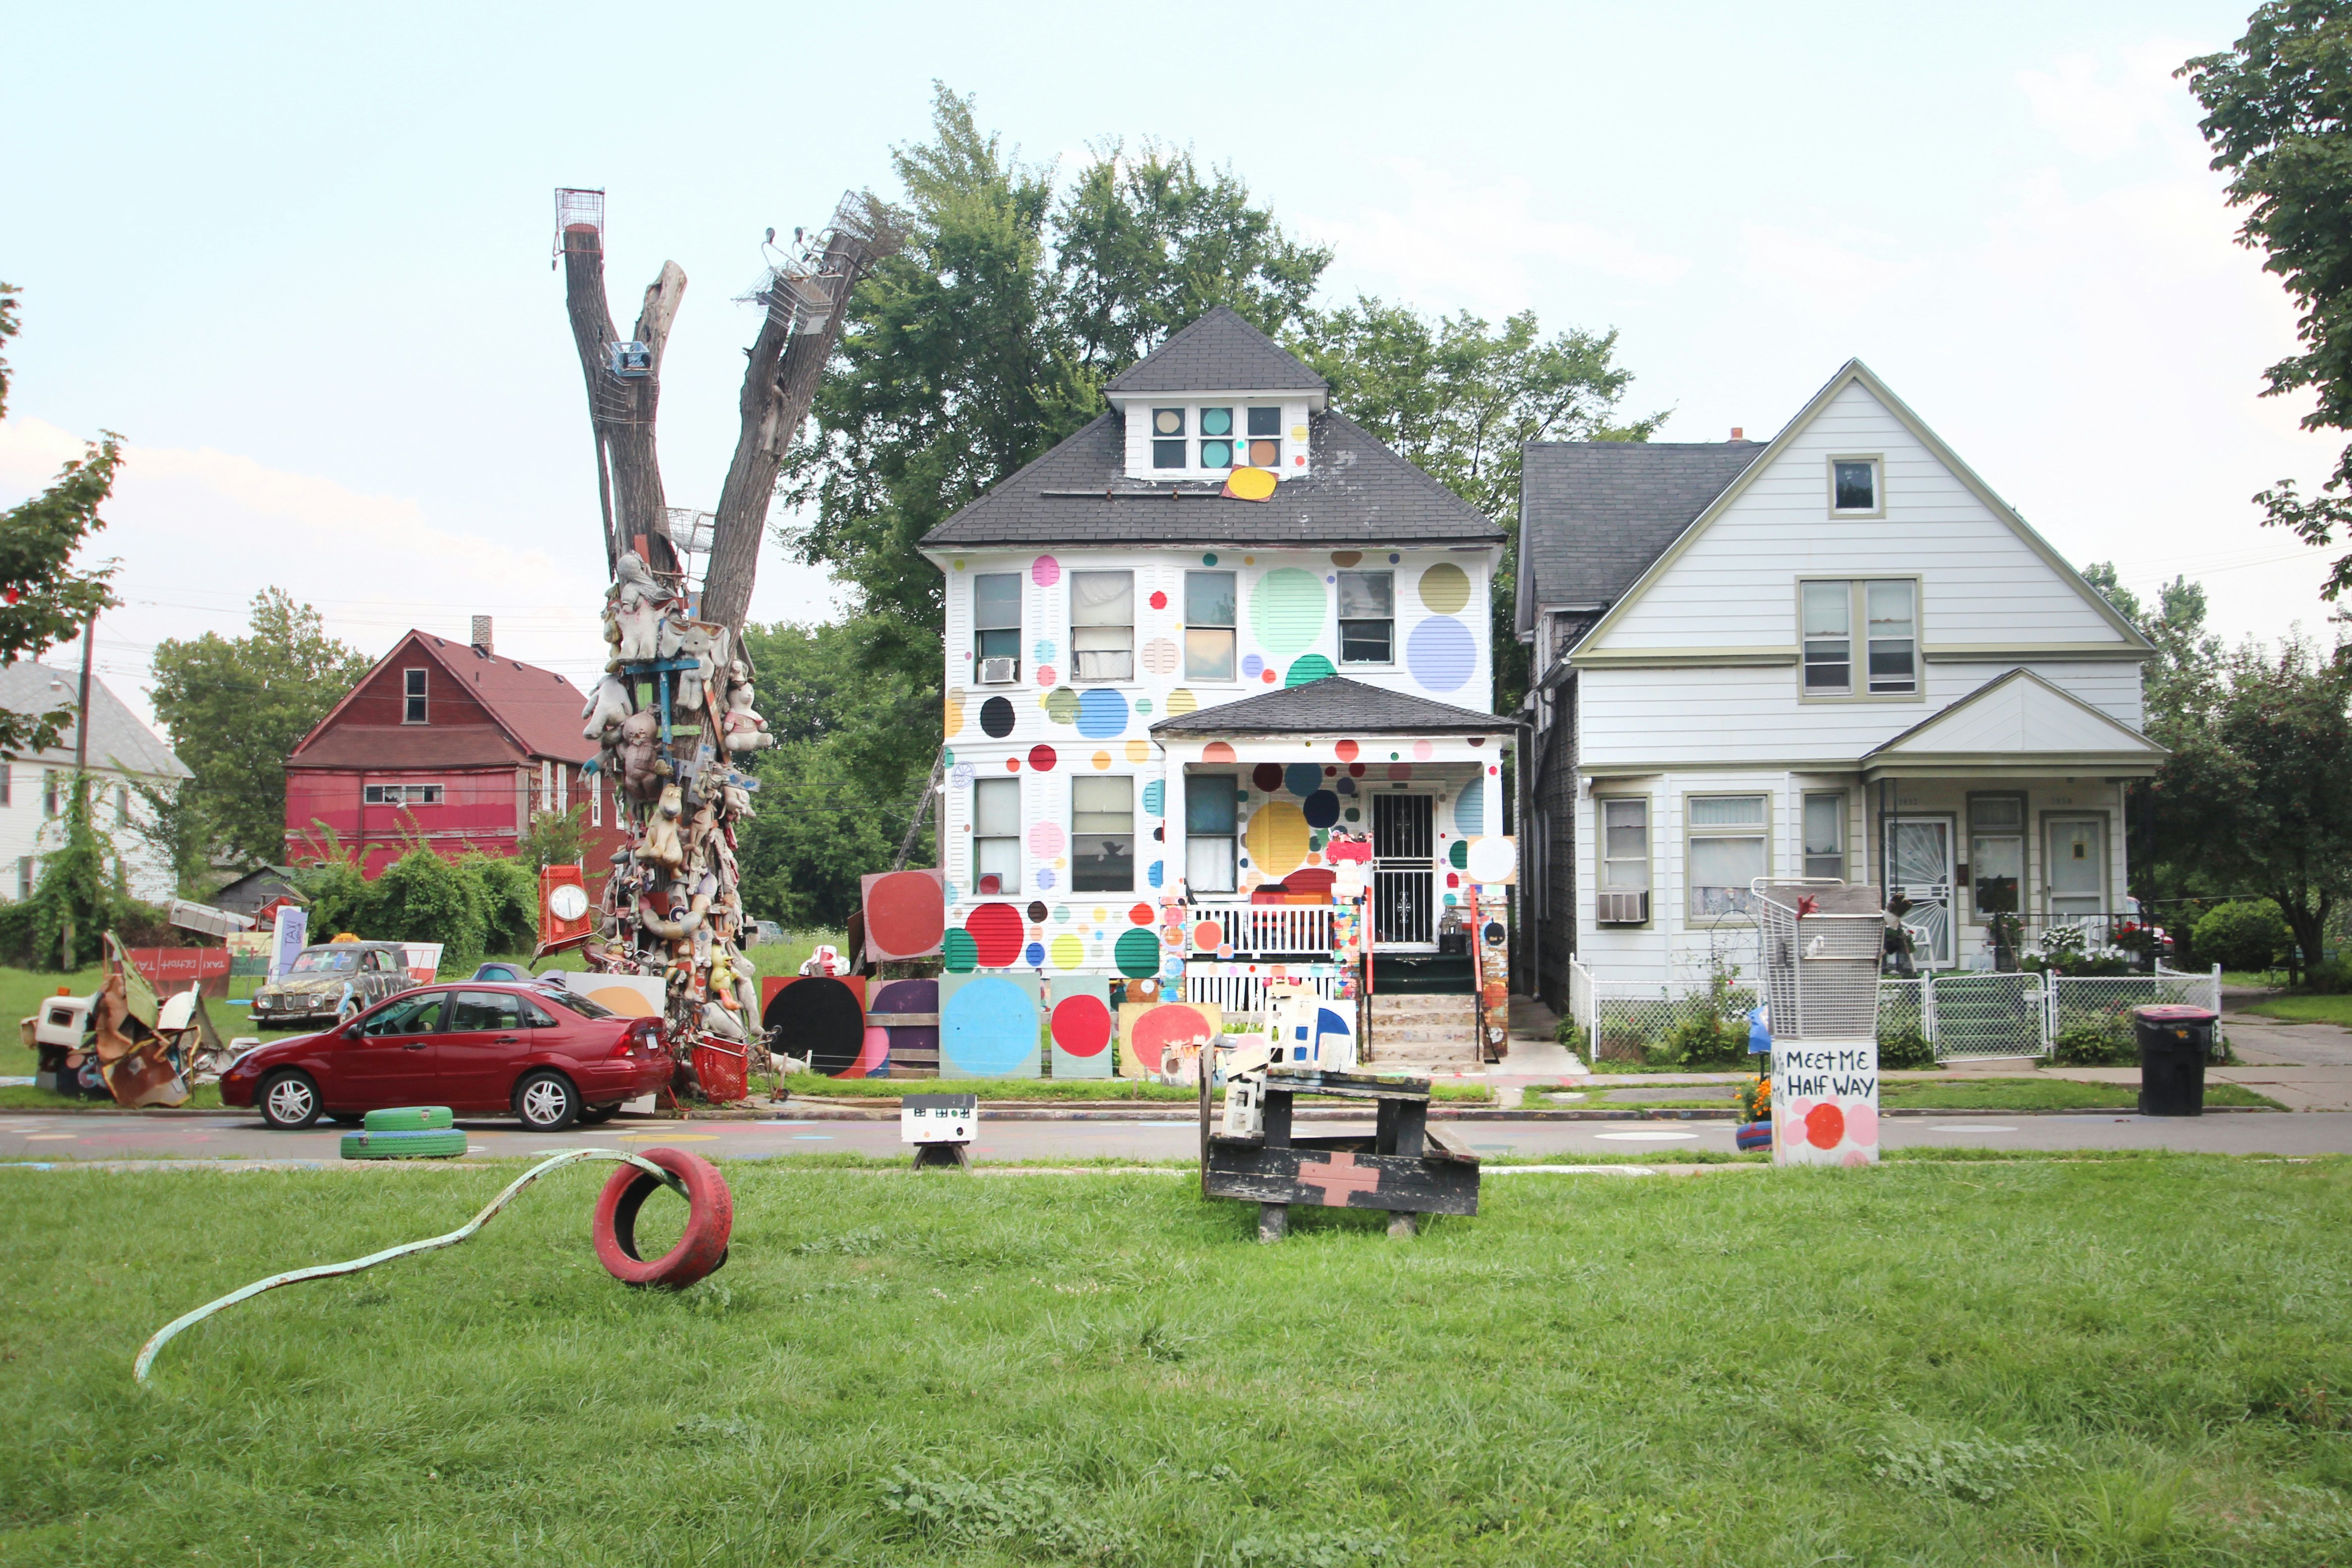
xmin=1114 ymin=927 xmax=1161 ymax=979
xmin=1044 ymin=687 xmax=1079 ymax=724
xmin=1343 ymin=807 xmax=1360 ymax=821
xmin=942 ymin=929 xmax=978 ymax=972
xmin=1201 ymin=407 xmax=1232 ymax=436
xmin=1419 ymin=561 xmax=1473 ymax=614
xmin=1285 ymin=653 xmax=1335 ymax=687
xmin=1250 ymin=567 xmax=1327 ymax=657
xmin=1448 ymin=840 xmax=1470 ymax=869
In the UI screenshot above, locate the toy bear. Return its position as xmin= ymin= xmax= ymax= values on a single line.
xmin=615 ymin=711 xmax=668 ymax=803
xmin=639 ymin=784 xmax=686 ymax=868
xmin=722 ymin=678 xmax=772 ymax=752
xmin=580 ymin=673 xmax=631 ymax=742
xmin=609 ymin=552 xmax=667 ymax=668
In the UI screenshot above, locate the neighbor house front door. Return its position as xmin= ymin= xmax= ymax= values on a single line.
xmin=2045 ymin=816 xmax=2106 ymax=926
xmin=1372 ymin=793 xmax=1434 ymax=948
xmin=1884 ymin=816 xmax=1955 ymax=967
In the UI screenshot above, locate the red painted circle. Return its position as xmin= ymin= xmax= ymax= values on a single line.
xmin=1805 ymin=1102 xmax=1845 ymax=1150
xmin=1004 ymin=758 xmax=1021 ymax=771
xmin=1051 ymin=994 xmax=1113 ymax=1057
xmin=1148 ymin=590 xmax=1168 ymax=609
xmin=593 ymin=1147 xmax=733 ymax=1289
xmin=1334 ymin=739 xmax=1359 ymax=761
xmin=1192 ymin=919 xmax=1225 ymax=949
xmin=1028 ymin=744 xmax=1058 ymax=771
xmin=1129 ymin=1003 xmax=1215 ymax=1072
xmin=864 ymin=870 xmax=945 ymax=959
xmin=1128 ymin=903 xmax=1155 ymax=925
xmin=964 ymin=903 xmax=1024 ymax=967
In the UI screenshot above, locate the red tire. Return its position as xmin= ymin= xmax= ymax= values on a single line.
xmin=591 ymin=1147 xmax=733 ymax=1288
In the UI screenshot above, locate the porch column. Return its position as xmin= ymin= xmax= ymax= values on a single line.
xmin=1160 ymin=742 xmax=1191 ymax=901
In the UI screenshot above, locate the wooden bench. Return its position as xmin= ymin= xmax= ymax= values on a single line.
xmin=1198 ymin=1065 xmax=1481 ymax=1241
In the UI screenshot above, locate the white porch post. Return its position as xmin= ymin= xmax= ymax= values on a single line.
xmin=1160 ymin=742 xmax=1191 ymax=902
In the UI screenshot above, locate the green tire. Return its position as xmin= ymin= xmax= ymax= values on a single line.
xmin=340 ymin=1128 xmax=469 ymax=1161
xmin=362 ymin=1106 xmax=455 ymax=1132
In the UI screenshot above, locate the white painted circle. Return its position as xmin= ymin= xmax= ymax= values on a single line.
xmin=1593 ymin=1129 xmax=1700 ymax=1142
xmin=1465 ymin=837 xmax=1515 ymax=883
xmin=1927 ymin=1123 xmax=2019 ymax=1133
xmin=550 ymin=884 xmax=589 ymax=921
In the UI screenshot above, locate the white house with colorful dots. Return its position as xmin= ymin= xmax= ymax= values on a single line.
xmin=920 ymin=307 xmax=1519 ymax=1064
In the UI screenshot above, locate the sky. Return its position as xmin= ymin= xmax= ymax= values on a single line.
xmin=1 ymin=0 xmax=2338 ymax=732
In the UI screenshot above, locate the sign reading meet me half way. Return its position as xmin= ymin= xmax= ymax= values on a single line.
xmin=1771 ymin=1040 xmax=1881 ymax=1166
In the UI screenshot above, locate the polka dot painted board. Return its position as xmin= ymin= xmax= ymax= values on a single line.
xmin=762 ymin=976 xmax=876 ymax=1078
xmin=860 ymin=868 xmax=946 ymax=961
xmin=1118 ymin=1000 xmax=1222 ymax=1083
xmin=1046 ymin=975 xmax=1115 ymax=1079
xmin=940 ymin=971 xmax=1043 ymax=1079
xmin=1770 ymin=1037 xmax=1880 ymax=1167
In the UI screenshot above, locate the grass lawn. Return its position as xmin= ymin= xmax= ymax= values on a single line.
xmin=1556 ymin=1078 xmax=2285 ymax=1113
xmin=4 ymin=1157 xmax=2350 ymax=1563
xmin=2246 ymin=993 xmax=2352 ymax=1027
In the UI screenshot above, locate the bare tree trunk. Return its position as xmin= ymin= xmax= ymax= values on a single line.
xmin=700 ymin=193 xmax=901 ymax=633
xmin=562 ymin=226 xmax=685 ymax=574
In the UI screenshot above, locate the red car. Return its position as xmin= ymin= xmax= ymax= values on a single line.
xmin=221 ymin=983 xmax=672 ymax=1132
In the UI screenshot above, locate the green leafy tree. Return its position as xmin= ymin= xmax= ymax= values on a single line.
xmin=2183 ymin=7 xmax=2352 ymax=596
xmin=1295 ymin=301 xmax=1665 ymax=708
xmin=150 ymin=589 xmax=372 ymax=866
xmin=0 ymin=283 xmax=123 ymax=756
xmin=0 ymin=776 xmax=136 ymax=969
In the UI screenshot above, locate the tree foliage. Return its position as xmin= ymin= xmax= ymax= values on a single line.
xmin=2183 ymin=6 xmax=2352 ymax=596
xmin=0 ymin=283 xmax=122 ymax=757
xmin=294 ymin=841 xmax=537 ymax=970
xmin=149 ymin=589 xmax=372 ymax=866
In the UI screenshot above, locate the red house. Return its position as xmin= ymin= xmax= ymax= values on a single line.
xmin=284 ymin=621 xmax=623 ymax=882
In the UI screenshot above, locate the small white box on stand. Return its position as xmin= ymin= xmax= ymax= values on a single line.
xmin=902 ymin=1092 xmax=977 ymax=1168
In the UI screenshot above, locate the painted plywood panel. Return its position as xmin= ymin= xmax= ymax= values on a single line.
xmin=861 ymin=869 xmax=945 ymax=961
xmin=763 ymin=976 xmax=876 ymax=1077
xmin=1118 ymin=1000 xmax=1222 ymax=1081
xmin=870 ymin=977 xmax=939 ymax=1079
xmin=1046 ymin=974 xmax=1115 ymax=1079
xmin=940 ymin=971 xmax=1042 ymax=1078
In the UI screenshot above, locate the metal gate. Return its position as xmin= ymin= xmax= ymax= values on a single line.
xmin=1372 ymin=794 xmax=1433 ymax=946
xmin=1929 ymin=971 xmax=2047 ymax=1060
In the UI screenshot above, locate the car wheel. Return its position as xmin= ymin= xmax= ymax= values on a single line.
xmin=513 ymin=1070 xmax=580 ymax=1132
xmin=577 ymin=1103 xmax=620 ymax=1126
xmin=258 ymin=1070 xmax=323 ymax=1129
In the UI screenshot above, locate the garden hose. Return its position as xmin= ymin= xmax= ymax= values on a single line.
xmin=134 ymin=1146 xmax=730 ymax=1384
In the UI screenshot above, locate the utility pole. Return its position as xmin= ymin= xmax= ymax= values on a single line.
xmin=62 ymin=613 xmax=95 ymax=971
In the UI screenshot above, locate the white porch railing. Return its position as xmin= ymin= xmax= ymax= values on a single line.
xmin=1183 ymin=964 xmax=1345 ymax=1020
xmin=1184 ymin=901 xmax=1336 ymax=958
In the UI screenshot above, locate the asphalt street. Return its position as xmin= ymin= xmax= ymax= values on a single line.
xmin=6 ymin=1107 xmax=2351 ymax=1166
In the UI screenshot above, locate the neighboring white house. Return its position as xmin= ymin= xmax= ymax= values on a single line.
xmin=918 ymin=307 xmax=1515 ymax=1040
xmin=1517 ymin=360 xmax=2162 ymax=1004
xmin=0 ymin=659 xmax=193 ymax=906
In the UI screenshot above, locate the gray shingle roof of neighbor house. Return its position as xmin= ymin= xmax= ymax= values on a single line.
xmin=1101 ymin=304 xmax=1331 ymax=395
xmin=1518 ymin=440 xmax=1767 ymax=623
xmin=1151 ymin=675 xmax=1515 ymax=736
xmin=0 ymin=659 xmax=191 ymax=779
xmin=920 ymin=409 xmax=1503 ymax=549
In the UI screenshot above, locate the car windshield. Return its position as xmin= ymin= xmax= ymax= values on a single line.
xmin=289 ymin=949 xmax=361 ymax=973
xmin=542 ymin=990 xmax=617 ymax=1020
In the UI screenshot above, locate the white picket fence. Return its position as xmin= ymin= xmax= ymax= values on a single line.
xmin=1183 ymin=963 xmax=1345 ymax=1020
xmin=1184 ymin=901 xmax=1336 ymax=958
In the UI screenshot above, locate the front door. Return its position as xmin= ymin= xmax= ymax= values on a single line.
xmin=333 ymin=988 xmax=447 ymax=1107
xmin=1373 ymin=793 xmax=1434 ymax=947
xmin=2046 ymin=816 xmax=2106 ymax=926
xmin=1884 ymin=816 xmax=1955 ymax=967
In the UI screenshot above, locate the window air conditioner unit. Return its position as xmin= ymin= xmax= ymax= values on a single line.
xmin=1595 ymin=890 xmax=1649 ymax=925
xmin=978 ymin=657 xmax=1019 ymax=685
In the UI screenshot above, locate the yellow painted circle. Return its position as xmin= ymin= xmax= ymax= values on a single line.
xmin=1125 ymin=738 xmax=1151 ymax=762
xmin=1092 ymin=751 xmax=1112 ymax=769
xmin=1165 ymin=688 xmax=1198 ymax=717
xmin=1224 ymin=467 xmax=1278 ymax=501
xmin=1244 ymin=800 xmax=1311 ymax=876
xmin=1050 ymin=934 xmax=1085 ymax=969
xmin=1420 ymin=561 xmax=1472 ymax=614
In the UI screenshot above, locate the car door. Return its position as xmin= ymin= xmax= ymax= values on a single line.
xmin=441 ymin=990 xmax=531 ymax=1110
xmin=332 ymin=989 xmax=447 ymax=1108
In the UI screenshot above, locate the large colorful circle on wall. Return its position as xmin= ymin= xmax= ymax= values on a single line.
xmin=1251 ymin=567 xmax=1326 ymax=656
xmin=1303 ymin=790 xmax=1341 ymax=829
xmin=763 ymin=976 xmax=867 ymax=1077
xmin=1406 ymin=616 xmax=1476 ymax=692
xmin=1140 ymin=779 xmax=1164 ymax=816
xmin=1285 ymin=654 xmax=1335 ymax=687
xmin=1044 ymin=687 xmax=1078 ymax=724
xmin=1051 ymin=994 xmax=1113 ymax=1058
xmin=1140 ymin=637 xmax=1179 ymax=676
xmin=1454 ymin=781 xmax=1485 ymax=835
xmin=1129 ymin=1003 xmax=1216 ymax=1073
xmin=980 ymin=696 xmax=1016 ymax=737
xmin=1252 ymin=762 xmax=1283 ymax=792
xmin=1165 ymin=688 xmax=1198 ymax=717
xmin=1028 ymin=744 xmax=1057 ymax=771
xmin=1031 ymin=555 xmax=1060 ymax=587
xmin=863 ymin=870 xmax=945 ymax=959
xmin=1076 ymin=687 xmax=1128 ymax=738
xmin=1244 ymin=800 xmax=1311 ymax=876
xmin=1283 ymin=763 xmax=1322 ymax=798
xmin=944 ymin=689 xmax=966 ymax=738
xmin=1418 ymin=561 xmax=1472 ymax=613
xmin=1049 ymin=934 xmax=1086 ymax=969
xmin=1113 ymin=927 xmax=1161 ymax=978
xmin=962 ymin=903 xmax=1023 ymax=967
xmin=1028 ymin=822 xmax=1065 ymax=858
xmin=1202 ymin=741 xmax=1235 ymax=762
xmin=942 ymin=976 xmax=1036 ymax=1077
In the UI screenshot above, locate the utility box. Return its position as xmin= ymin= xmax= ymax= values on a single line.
xmin=902 ymin=1091 xmax=977 ymax=1168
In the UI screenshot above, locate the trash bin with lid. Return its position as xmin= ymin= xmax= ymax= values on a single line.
xmin=2133 ymin=1005 xmax=2218 ymax=1116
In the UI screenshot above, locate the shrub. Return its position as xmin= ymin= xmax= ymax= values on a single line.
xmin=2193 ymin=900 xmax=2291 ymax=974
xmin=1658 ymin=1007 xmax=1747 ymax=1068
xmin=2301 ymin=957 xmax=2352 ymax=995
xmin=1878 ymin=1024 xmax=1935 ymax=1069
xmin=1553 ymin=1016 xmax=1589 ymax=1056
xmin=372 ymin=847 xmax=490 ymax=969
xmin=2051 ymin=1021 xmax=2134 ymax=1066
xmin=460 ymin=852 xmax=540 ymax=955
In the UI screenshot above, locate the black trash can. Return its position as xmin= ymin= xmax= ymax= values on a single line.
xmin=2134 ymin=1005 xmax=2218 ymax=1116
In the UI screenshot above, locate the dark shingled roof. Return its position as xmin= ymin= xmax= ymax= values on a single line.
xmin=1518 ymin=441 xmax=1765 ymax=621
xmin=1151 ymin=676 xmax=1512 ymax=736
xmin=1102 ymin=305 xmax=1329 ymax=395
xmin=921 ymin=408 xmax=1502 ymax=550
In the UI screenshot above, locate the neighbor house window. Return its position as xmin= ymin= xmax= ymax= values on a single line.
xmin=1198 ymin=407 xmax=1235 ymax=469
xmin=1185 ymin=774 xmax=1238 ymax=893
xmin=1245 ymin=406 xmax=1282 ymax=469
xmin=1185 ymin=570 xmax=1236 ymax=681
xmin=364 ymin=783 xmax=445 ymax=806
xmin=1800 ymin=580 xmax=1917 ymax=697
xmin=590 ymin=772 xmax=603 ymax=828
xmin=1151 ymin=408 xmax=1187 ymax=468
xmin=114 ymin=784 xmax=130 ymax=826
xmin=0 ymin=762 xmax=12 ymax=806
xmin=1688 ymin=794 xmax=1768 ymax=918
xmin=1071 ymin=570 xmax=1134 ymax=682
xmin=973 ymin=572 xmax=1021 ymax=681
xmin=1802 ymin=792 xmax=1846 ymax=880
xmin=1600 ymin=798 xmax=1649 ymax=893
xmin=1337 ymin=570 xmax=1394 ymax=664
xmin=403 ymin=668 xmax=428 ymax=724
xmin=1832 ymin=457 xmax=1881 ymax=514
xmin=972 ymin=776 xmax=1021 ymax=897
xmin=42 ymin=770 xmax=60 ymax=817
xmin=16 ymin=857 xmax=31 ymax=900
xmin=1969 ymin=794 xmax=2025 ymax=921
xmin=1072 ymin=775 xmax=1133 ymax=892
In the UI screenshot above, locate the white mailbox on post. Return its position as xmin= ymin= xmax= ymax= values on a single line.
xmin=901 ymin=1092 xmax=977 ymax=1169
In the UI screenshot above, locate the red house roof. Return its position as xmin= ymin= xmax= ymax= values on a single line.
xmin=289 ymin=631 xmax=594 ymax=771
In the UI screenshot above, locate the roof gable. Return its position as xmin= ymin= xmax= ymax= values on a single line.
xmin=1103 ymin=305 xmax=1328 ymax=397
xmin=1516 ymin=440 xmax=1764 ymax=630
xmin=1865 ymin=668 xmax=2164 ymax=769
xmin=1571 ymin=360 xmax=2153 ymax=659
xmin=0 ymin=660 xmax=189 ymax=778
xmin=1150 ymin=675 xmax=1508 ymax=736
xmin=291 ymin=632 xmax=591 ymax=764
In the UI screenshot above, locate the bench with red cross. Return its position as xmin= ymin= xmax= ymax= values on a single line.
xmin=1199 ymin=1065 xmax=1482 ymax=1241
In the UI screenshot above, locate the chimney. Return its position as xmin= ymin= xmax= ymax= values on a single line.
xmin=471 ymin=615 xmax=494 ymax=655
xmin=1730 ymin=427 xmax=1744 ymax=441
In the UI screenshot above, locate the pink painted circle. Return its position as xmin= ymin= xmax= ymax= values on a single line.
xmin=1036 ymin=664 xmax=1057 ymax=687
xmin=1334 ymin=739 xmax=1359 ymax=761
xmin=1841 ymin=1149 xmax=1871 ymax=1167
xmin=1028 ymin=822 xmax=1065 ymax=858
xmin=1413 ymin=740 xmax=1433 ymax=760
xmin=1031 ymin=555 xmax=1060 ymax=586
xmin=1843 ymin=1103 xmax=1879 ymax=1147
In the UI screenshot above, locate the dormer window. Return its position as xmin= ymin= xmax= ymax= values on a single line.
xmin=1152 ymin=409 xmax=1186 ymax=468
xmin=1831 ymin=457 xmax=1882 ymax=516
xmin=1199 ymin=407 xmax=1234 ymax=469
xmin=1246 ymin=406 xmax=1282 ymax=469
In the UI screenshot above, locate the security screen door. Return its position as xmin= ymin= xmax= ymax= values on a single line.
xmin=1884 ymin=817 xmax=1955 ymax=967
xmin=2046 ymin=817 xmax=2105 ymax=924
xmin=1372 ymin=793 xmax=1434 ymax=947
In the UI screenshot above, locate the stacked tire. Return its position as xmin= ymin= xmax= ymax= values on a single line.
xmin=340 ymin=1106 xmax=468 ymax=1160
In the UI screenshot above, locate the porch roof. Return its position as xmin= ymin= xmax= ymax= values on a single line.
xmin=1861 ymin=668 xmax=2166 ymax=780
xmin=1149 ymin=675 xmax=1515 ymax=738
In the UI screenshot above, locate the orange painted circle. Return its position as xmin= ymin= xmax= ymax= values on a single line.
xmin=1805 ymin=1102 xmax=1845 ymax=1150
xmin=1128 ymin=903 xmax=1155 ymax=925
xmin=1192 ymin=919 xmax=1224 ymax=950
xmin=1334 ymin=739 xmax=1359 ymax=761
xmin=864 ymin=871 xmax=944 ymax=959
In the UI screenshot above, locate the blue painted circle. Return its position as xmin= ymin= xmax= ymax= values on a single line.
xmin=1406 ymin=615 xmax=1476 ymax=693
xmin=1302 ymin=790 xmax=1340 ymax=829
xmin=1335 ymin=776 xmax=1356 ymax=796
xmin=1024 ymin=941 xmax=1046 ymax=966
xmin=1147 ymin=860 xmax=1165 ymax=887
xmin=1140 ymin=780 xmax=1164 ymax=816
xmin=1242 ymin=654 xmax=1265 ymax=679
xmin=1034 ymin=867 xmax=1057 ymax=890
xmin=1283 ymin=763 xmax=1321 ymax=797
xmin=942 ymin=976 xmax=1037 ymax=1077
xmin=1076 ymin=687 xmax=1128 ymax=739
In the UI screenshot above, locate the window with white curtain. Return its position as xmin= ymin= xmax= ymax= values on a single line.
xmin=1184 ymin=570 xmax=1236 ymax=681
xmin=1185 ymin=774 xmax=1237 ymax=893
xmin=1688 ymin=794 xmax=1767 ymax=917
xmin=1802 ymin=792 xmax=1846 ymax=880
xmin=1070 ymin=571 xmax=1134 ymax=683
xmin=1600 ymin=798 xmax=1649 ymax=891
xmin=973 ymin=776 xmax=1021 ymax=896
